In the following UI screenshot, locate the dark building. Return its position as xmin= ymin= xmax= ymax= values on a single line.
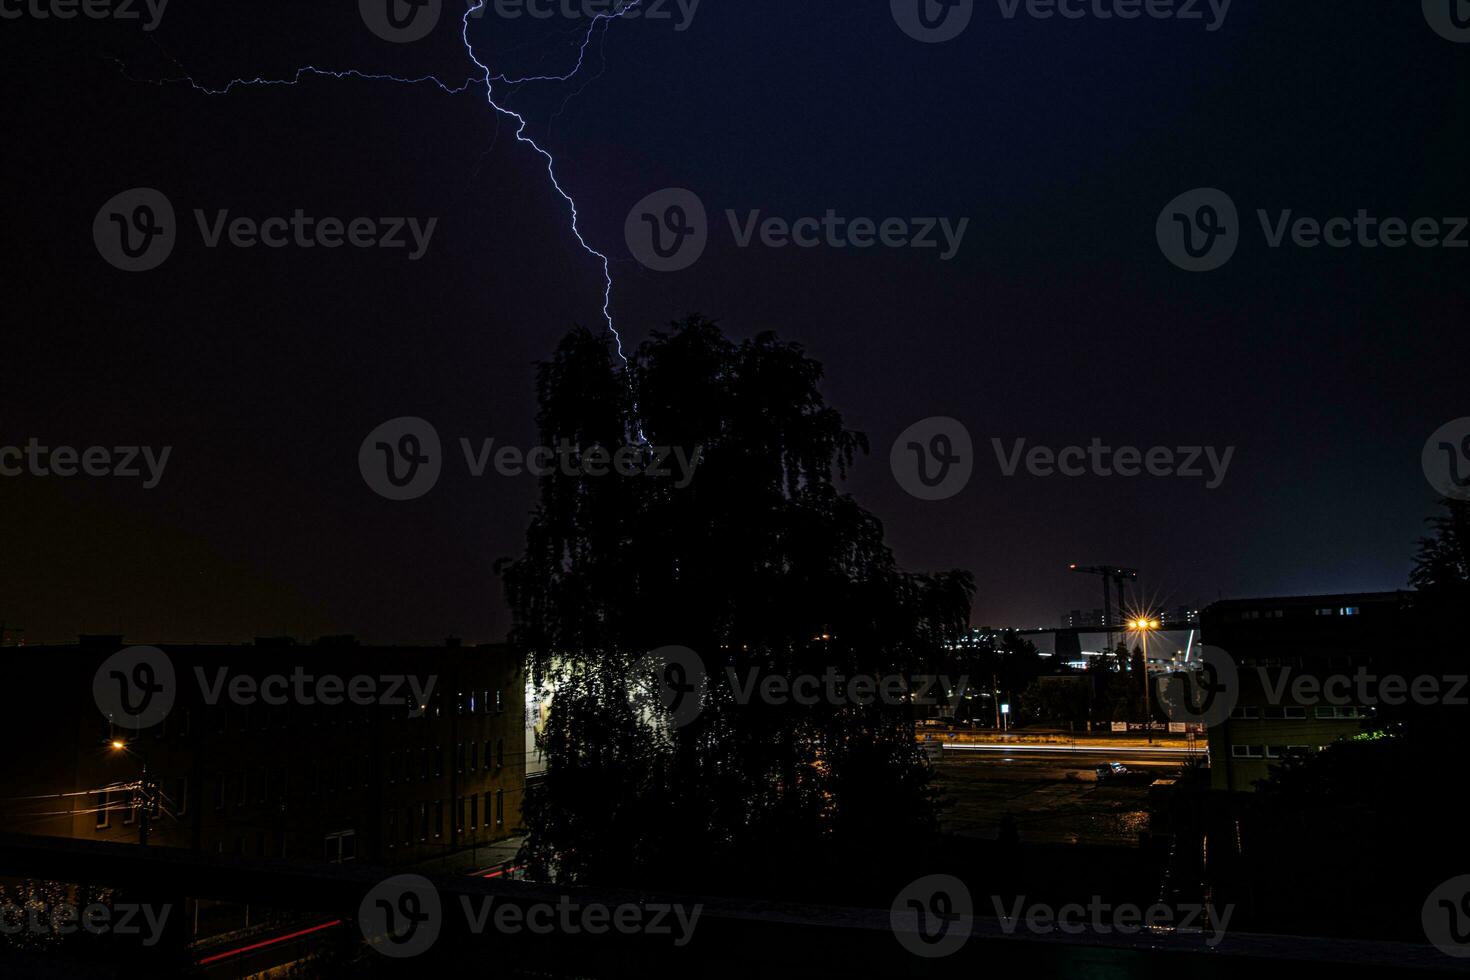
xmin=4 ymin=639 xmax=526 ymax=867
xmin=1199 ymin=592 xmax=1408 ymax=791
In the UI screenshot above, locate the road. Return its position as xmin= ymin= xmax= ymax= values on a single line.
xmin=929 ymin=748 xmax=1186 ymax=846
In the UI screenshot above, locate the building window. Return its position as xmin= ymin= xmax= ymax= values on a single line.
xmin=434 ymin=801 xmax=443 ymax=839
xmin=470 ymin=795 xmax=478 ymax=831
xmin=496 ymin=789 xmax=504 ymax=827
xmin=1231 ymin=744 xmax=1264 ymax=759
xmin=174 ymin=777 xmax=189 ymax=817
xmin=496 ymin=738 xmax=504 ymax=770
xmin=324 ymin=830 xmax=357 ymax=863
xmin=387 ymin=810 xmax=396 ymax=848
xmin=1340 ymin=606 xmax=1360 ymax=616
xmin=419 ymin=803 xmax=429 ymax=841
xmin=1229 ymin=706 xmax=1260 ymax=720
xmin=470 ymin=742 xmax=478 ymax=772
xmin=1283 ymin=706 xmax=1306 ymax=719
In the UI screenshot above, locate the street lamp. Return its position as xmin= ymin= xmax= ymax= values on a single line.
xmin=1126 ymin=616 xmax=1161 ymax=743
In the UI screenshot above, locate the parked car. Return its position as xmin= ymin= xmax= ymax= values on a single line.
xmin=1094 ymin=762 xmax=1129 ymax=781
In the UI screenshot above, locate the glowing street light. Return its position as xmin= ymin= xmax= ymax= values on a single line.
xmin=1127 ymin=614 xmax=1163 ymax=742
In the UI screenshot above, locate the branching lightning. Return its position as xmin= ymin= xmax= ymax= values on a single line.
xmin=136 ymin=0 xmax=645 ymax=369
xmin=460 ymin=0 xmax=642 ymax=368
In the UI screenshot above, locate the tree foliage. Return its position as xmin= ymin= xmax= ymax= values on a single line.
xmin=501 ymin=317 xmax=974 ymax=893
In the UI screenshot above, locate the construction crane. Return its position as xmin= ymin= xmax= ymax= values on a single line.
xmin=1067 ymin=564 xmax=1139 ymax=655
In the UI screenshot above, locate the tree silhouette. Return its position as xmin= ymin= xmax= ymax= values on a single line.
xmin=501 ymin=317 xmax=973 ymax=894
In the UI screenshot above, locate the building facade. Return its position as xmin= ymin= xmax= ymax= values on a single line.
xmin=5 ymin=639 xmax=526 ymax=869
xmin=1199 ymin=592 xmax=1407 ymax=791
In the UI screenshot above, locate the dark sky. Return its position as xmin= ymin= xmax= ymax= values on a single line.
xmin=2 ymin=1 xmax=1465 ymax=644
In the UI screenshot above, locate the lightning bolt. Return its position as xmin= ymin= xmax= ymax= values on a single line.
xmin=129 ymin=0 xmax=645 ymax=371
xmin=460 ymin=0 xmax=640 ymax=368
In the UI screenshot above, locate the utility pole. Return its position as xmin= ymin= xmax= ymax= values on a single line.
xmin=137 ymin=758 xmax=153 ymax=846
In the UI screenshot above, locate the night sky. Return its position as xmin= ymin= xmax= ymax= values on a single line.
xmin=3 ymin=2 xmax=1465 ymax=644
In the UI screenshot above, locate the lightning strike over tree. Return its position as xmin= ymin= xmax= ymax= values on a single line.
xmin=131 ymin=0 xmax=647 ymax=370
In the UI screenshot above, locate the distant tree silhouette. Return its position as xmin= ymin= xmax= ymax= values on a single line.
xmin=501 ymin=316 xmax=973 ymax=894
xmin=1409 ymin=498 xmax=1470 ymax=604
